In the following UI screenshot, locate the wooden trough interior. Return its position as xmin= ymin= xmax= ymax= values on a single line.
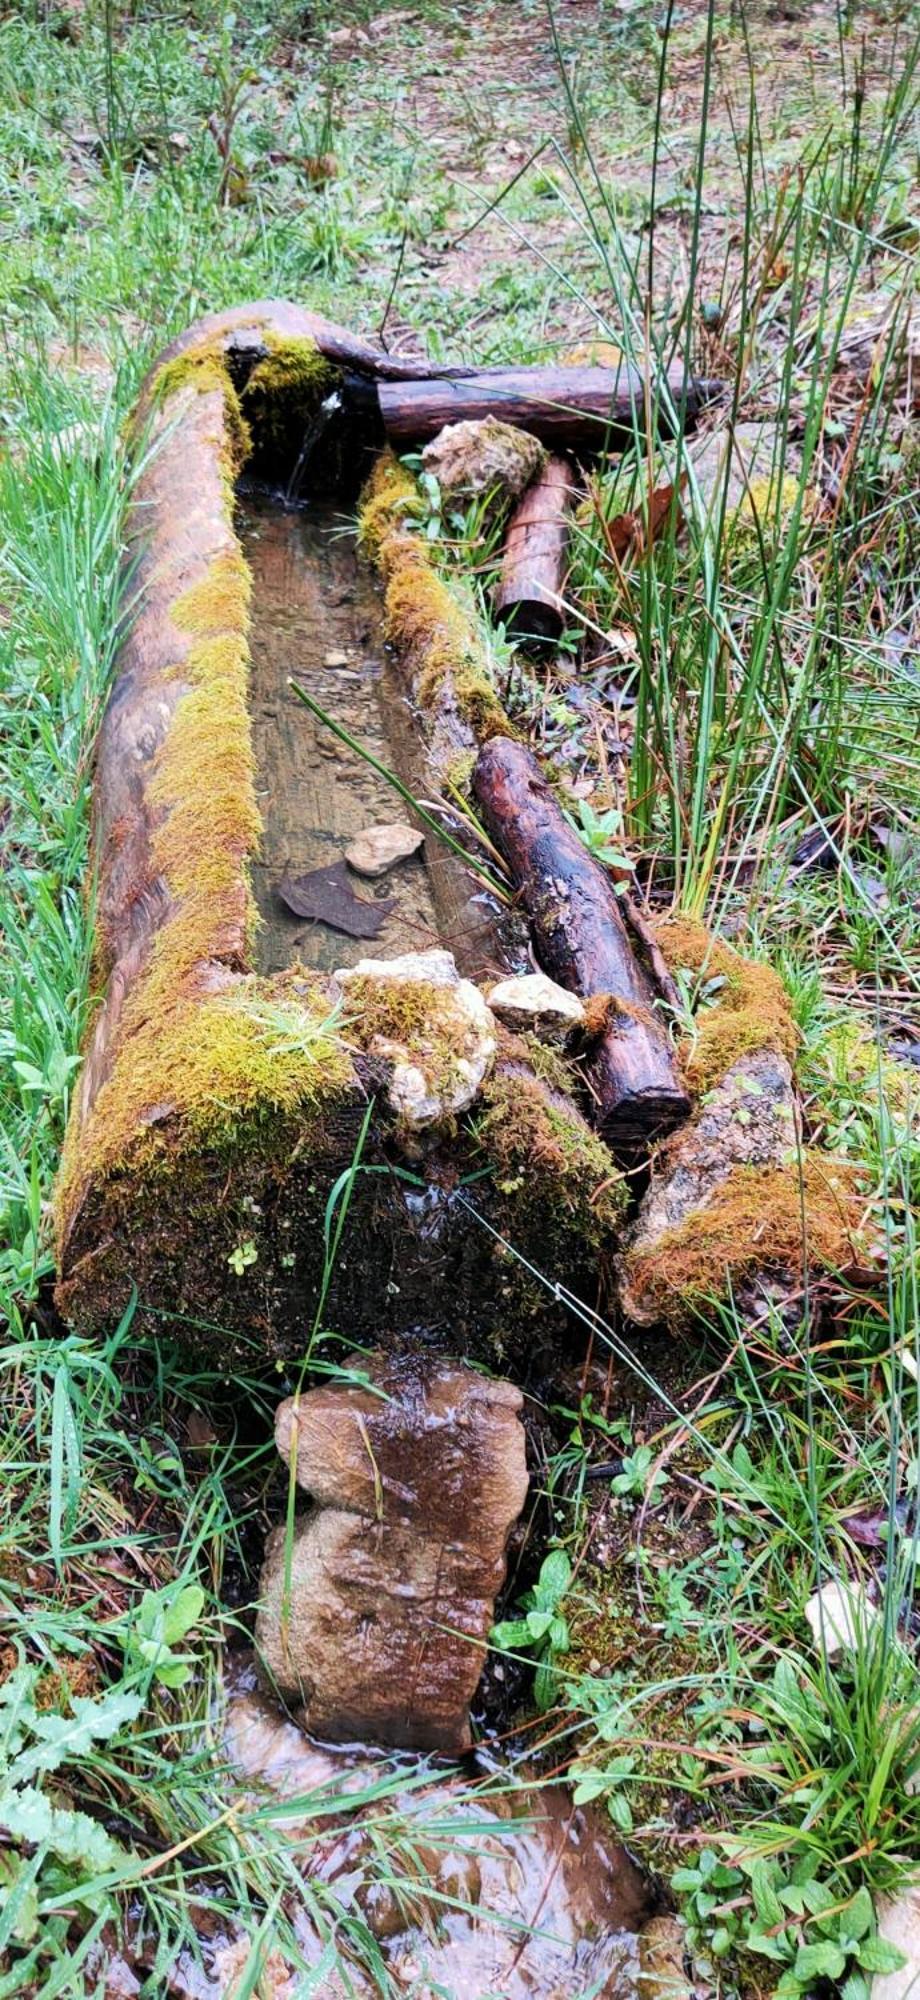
xmin=52 ymin=301 xmax=723 ymax=1369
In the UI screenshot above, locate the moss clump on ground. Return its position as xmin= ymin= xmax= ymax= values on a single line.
xmin=358 ymin=451 xmax=511 ymax=744
xmin=654 ymin=915 xmax=798 ymax=1092
xmin=623 ymin=1152 xmax=866 ymax=1325
xmin=476 ymin=1050 xmax=627 ymax=1244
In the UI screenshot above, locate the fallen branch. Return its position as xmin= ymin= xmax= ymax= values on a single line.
xmin=472 ymin=738 xmax=690 ymax=1157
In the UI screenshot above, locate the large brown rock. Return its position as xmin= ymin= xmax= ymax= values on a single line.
xmin=257 ymin=1355 xmax=528 ymax=1752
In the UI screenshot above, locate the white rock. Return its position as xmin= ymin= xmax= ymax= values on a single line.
xmin=804 ymin=1580 xmax=880 ymax=1659
xmin=486 ymin=972 xmax=585 ymax=1044
xmin=345 ymin=822 xmax=424 ymax=878
xmin=334 ymin=949 xmax=496 ymax=1130
xmin=871 ymin=1888 xmax=917 ymax=2000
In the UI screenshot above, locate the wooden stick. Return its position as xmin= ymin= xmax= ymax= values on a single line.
xmin=472 ymin=738 xmax=689 ymax=1157
xmin=375 ymin=362 xmax=722 ymax=452
xmin=495 ymin=455 xmax=575 ymax=644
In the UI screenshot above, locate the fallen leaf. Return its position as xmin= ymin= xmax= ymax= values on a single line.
xmin=277 ymin=860 xmax=394 ymax=938
xmin=605 ymin=480 xmax=682 ymax=560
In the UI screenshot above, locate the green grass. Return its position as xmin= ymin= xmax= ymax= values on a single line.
xmin=0 ymin=0 xmax=918 ymax=1992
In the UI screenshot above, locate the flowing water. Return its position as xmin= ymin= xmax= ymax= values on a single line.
xmin=222 ymin=1654 xmax=650 ymax=1999
xmin=240 ymin=499 xmax=520 ymax=981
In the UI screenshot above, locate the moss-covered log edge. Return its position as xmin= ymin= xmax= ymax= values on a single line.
xmin=52 ymin=302 xmax=619 ymax=1346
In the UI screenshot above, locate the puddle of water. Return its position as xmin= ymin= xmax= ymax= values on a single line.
xmin=222 ymin=1653 xmax=649 ymax=1999
xmin=241 ymin=499 xmax=520 ymax=981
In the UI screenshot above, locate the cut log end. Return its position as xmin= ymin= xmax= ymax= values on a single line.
xmin=596 ymin=1084 xmax=692 ymax=1159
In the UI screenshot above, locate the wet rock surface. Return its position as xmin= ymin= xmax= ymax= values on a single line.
xmin=344 ymin=820 xmax=424 ymax=877
xmin=257 ymin=1354 xmax=529 ymax=1752
xmin=224 ymin=1654 xmax=650 ymax=1999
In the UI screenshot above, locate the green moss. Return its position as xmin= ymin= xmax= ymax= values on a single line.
xmin=476 ymin=1058 xmax=627 ymax=1242
xmin=56 ymin=977 xmax=352 ymax=1225
xmin=342 ymin=972 xmax=482 ymax=1111
xmin=358 ymin=450 xmax=513 ymax=750
xmin=240 ymin=332 xmax=340 ymax=441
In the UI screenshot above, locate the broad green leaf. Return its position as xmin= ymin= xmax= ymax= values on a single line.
xmin=162 ymin=1584 xmax=205 ymax=1648
xmin=744 ymin=1931 xmax=788 ymax=1963
xmin=606 ymin=1792 xmax=633 ymax=1833
xmin=548 ymin=1615 xmax=569 ymax=1653
xmin=857 ymin=1936 xmax=908 ymax=1974
xmin=751 ymin=1858 xmax=786 ymax=1928
xmin=846 ymin=1887 xmax=874 ymax=1942
xmin=533 ymin=1660 xmax=558 ymax=1711
xmin=0 ymin=1784 xmax=125 ymax=1875
xmin=489 ymin=1619 xmax=532 ymax=1651
xmin=13 ymin=1687 xmax=143 ymax=1786
xmin=535 ymin=1549 xmax=571 ymax=1607
xmin=795 ymin=1940 xmax=847 ymax=1982
xmin=572 ymin=1771 xmax=608 ymax=1805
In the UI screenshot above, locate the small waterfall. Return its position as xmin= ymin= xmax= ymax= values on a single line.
xmin=284 ymin=388 xmax=343 ymax=504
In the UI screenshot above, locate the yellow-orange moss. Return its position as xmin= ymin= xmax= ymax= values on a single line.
xmin=358 ymin=452 xmax=422 ymax=565
xmin=654 ymin=915 xmax=798 ymax=1092
xmin=138 ymin=543 xmax=259 ymax=1019
xmin=358 ymin=451 xmax=511 ymax=742
xmin=477 ymin=1063 xmax=626 ymax=1240
xmin=624 ymin=1153 xmax=865 ymax=1324
xmin=581 ymin=992 xmax=656 ymax=1040
xmin=149 ymin=343 xmax=253 ymax=474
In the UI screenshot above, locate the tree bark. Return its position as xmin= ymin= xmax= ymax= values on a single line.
xmin=472 ymin=738 xmax=690 ymax=1157
xmin=495 ymin=455 xmax=575 ymax=643
xmin=375 ymin=363 xmax=722 ymax=452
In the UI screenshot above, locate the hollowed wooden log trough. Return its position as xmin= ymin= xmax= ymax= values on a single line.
xmin=53 ymin=301 xmax=714 ymax=1365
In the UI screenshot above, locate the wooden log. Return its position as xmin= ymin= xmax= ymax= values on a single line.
xmin=375 ymin=363 xmax=722 ymax=452
xmin=144 ymin=298 xmax=461 ymax=394
xmin=495 ymin=454 xmax=575 ymax=644
xmin=472 ymin=738 xmax=690 ymax=1157
xmin=53 ymin=309 xmax=628 ymax=1360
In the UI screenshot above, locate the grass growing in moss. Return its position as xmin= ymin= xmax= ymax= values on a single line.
xmin=654 ymin=915 xmax=799 ymax=1092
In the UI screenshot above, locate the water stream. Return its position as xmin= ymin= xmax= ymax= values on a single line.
xmin=223 ymin=1655 xmax=650 ymax=1999
xmin=218 ymin=498 xmax=652 ymax=1997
